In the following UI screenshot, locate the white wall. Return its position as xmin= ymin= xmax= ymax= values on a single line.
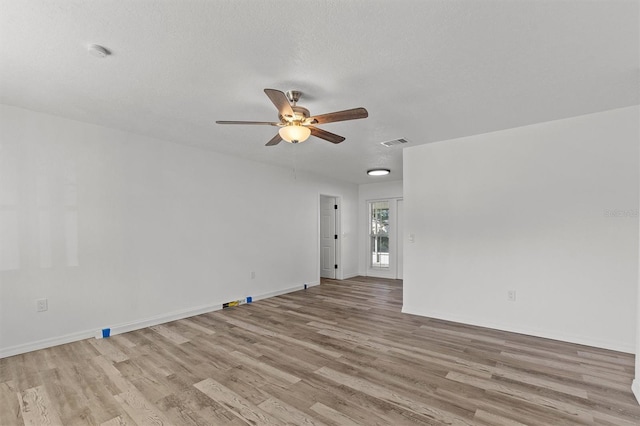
xmin=357 ymin=180 xmax=403 ymax=276
xmin=635 ymin=104 xmax=640 ymax=402
xmin=0 ymin=105 xmax=358 ymax=357
xmin=404 ymin=106 xmax=639 ymax=353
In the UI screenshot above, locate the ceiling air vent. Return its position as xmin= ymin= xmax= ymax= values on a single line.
xmin=380 ymin=138 xmax=409 ymax=147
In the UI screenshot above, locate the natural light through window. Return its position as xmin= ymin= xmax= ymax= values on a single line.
xmin=369 ymin=201 xmax=389 ymax=268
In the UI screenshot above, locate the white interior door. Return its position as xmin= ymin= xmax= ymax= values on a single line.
xmin=320 ymin=196 xmax=336 ymax=279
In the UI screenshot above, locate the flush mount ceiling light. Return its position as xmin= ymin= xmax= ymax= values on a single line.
xmin=88 ymin=44 xmax=110 ymax=58
xmin=278 ymin=123 xmax=312 ymax=143
xmin=367 ymin=169 xmax=390 ymax=176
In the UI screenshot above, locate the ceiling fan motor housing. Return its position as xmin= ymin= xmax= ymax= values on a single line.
xmin=286 ymin=90 xmax=303 ymax=104
xmin=280 ymin=105 xmax=310 ymax=122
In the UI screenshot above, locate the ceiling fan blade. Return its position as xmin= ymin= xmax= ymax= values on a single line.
xmin=264 ymin=89 xmax=294 ymax=119
xmin=265 ymin=134 xmax=282 ymax=146
xmin=309 ymin=107 xmax=368 ymax=125
xmin=309 ymin=126 xmax=346 ymax=144
xmin=216 ymin=120 xmax=279 ymax=125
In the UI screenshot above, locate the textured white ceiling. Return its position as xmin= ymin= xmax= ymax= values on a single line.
xmin=1 ymin=0 xmax=638 ymax=184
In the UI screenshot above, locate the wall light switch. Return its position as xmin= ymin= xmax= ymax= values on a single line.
xmin=409 ymin=234 xmax=415 ymax=243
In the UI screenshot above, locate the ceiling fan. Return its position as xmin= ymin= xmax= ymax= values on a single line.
xmin=216 ymin=89 xmax=368 ymax=146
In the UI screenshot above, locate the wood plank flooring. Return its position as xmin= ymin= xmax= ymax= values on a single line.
xmin=1 ymin=276 xmax=639 ymax=425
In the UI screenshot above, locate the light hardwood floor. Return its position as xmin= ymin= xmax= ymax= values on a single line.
xmin=1 ymin=277 xmax=639 ymax=425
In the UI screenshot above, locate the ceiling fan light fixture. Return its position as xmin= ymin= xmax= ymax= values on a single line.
xmin=279 ymin=124 xmax=311 ymax=143
xmin=367 ymin=169 xmax=390 ymax=176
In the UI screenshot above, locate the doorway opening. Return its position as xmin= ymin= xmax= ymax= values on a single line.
xmin=366 ymin=198 xmax=403 ymax=279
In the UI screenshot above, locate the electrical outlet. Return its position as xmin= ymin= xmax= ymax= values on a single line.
xmin=36 ymin=298 xmax=48 ymax=312
xmin=250 ymin=271 xmax=255 ymax=279
xmin=507 ymin=290 xmax=516 ymax=302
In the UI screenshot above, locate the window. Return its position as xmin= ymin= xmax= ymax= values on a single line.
xmin=369 ymin=201 xmax=389 ymax=268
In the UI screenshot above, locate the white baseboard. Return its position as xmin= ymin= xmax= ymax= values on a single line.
xmin=632 ymin=379 xmax=640 ymax=405
xmin=631 ymin=379 xmax=640 ymax=404
xmin=0 ymin=329 xmax=96 ymax=359
xmin=251 ymin=281 xmax=319 ymax=302
xmin=100 ymin=282 xmax=320 ymax=339
xmin=401 ymin=306 xmax=635 ymax=354
xmin=1 ymin=282 xmax=315 ymax=359
xmin=96 ymin=301 xmax=227 ymax=339
xmin=365 ymin=270 xmax=397 ymax=279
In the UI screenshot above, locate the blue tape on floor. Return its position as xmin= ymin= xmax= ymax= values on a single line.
xmin=102 ymin=328 xmax=111 ymax=338
xmin=247 ymin=296 xmax=252 ymax=303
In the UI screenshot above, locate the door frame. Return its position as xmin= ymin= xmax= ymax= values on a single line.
xmin=318 ymin=194 xmax=342 ymax=282
xmin=365 ymin=197 xmax=403 ymax=279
